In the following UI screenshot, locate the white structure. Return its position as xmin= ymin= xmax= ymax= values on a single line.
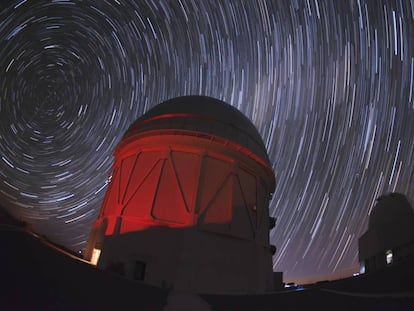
xmin=85 ymin=96 xmax=278 ymax=294
xmin=359 ymin=192 xmax=414 ymax=273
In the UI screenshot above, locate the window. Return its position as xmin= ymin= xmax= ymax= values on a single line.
xmin=90 ymin=248 xmax=101 ymax=266
xmin=359 ymin=262 xmax=365 ymax=274
xmin=386 ymin=250 xmax=393 ymax=265
xmin=134 ymin=260 xmax=146 ymax=281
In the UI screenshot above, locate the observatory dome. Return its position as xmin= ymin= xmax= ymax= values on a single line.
xmin=85 ymin=95 xmax=277 ymax=294
xmin=119 ymin=95 xmax=272 ymax=170
xmin=369 ymin=192 xmax=414 ymax=229
xmin=359 ymin=192 xmax=414 ymax=273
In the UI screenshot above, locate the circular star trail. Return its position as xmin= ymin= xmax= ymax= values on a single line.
xmin=1 ymin=0 xmax=414 ymax=284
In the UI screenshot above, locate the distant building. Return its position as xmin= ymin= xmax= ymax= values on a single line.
xmin=359 ymin=192 xmax=414 ymax=274
xmin=84 ymin=96 xmax=279 ymax=294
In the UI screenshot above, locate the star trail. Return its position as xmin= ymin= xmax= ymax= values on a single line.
xmin=1 ymin=0 xmax=414 ymax=284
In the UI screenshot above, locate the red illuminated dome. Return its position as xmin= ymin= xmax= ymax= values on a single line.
xmin=85 ymin=95 xmax=278 ymax=294
xmin=120 ymin=95 xmax=273 ymax=167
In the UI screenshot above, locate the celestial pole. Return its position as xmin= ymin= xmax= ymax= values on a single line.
xmin=1 ymin=0 xmax=414 ymax=284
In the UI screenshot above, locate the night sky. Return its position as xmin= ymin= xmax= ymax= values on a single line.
xmin=1 ymin=0 xmax=414 ymax=284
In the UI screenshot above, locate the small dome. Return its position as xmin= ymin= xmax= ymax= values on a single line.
xmin=121 ymin=95 xmax=271 ymax=166
xmin=369 ymin=192 xmax=414 ymax=229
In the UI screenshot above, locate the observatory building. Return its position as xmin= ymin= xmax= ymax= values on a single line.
xmin=84 ymin=95 xmax=277 ymax=294
xmin=359 ymin=192 xmax=414 ymax=274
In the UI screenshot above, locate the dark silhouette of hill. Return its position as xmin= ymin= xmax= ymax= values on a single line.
xmin=1 ymin=229 xmax=168 ymax=310
xmin=0 ymin=203 xmax=28 ymax=228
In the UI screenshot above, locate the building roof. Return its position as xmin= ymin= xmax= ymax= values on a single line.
xmin=369 ymin=192 xmax=414 ymax=229
xmin=120 ymin=95 xmax=272 ymax=167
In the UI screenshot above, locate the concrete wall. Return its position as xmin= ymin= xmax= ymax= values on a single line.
xmin=97 ymin=226 xmax=274 ymax=294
